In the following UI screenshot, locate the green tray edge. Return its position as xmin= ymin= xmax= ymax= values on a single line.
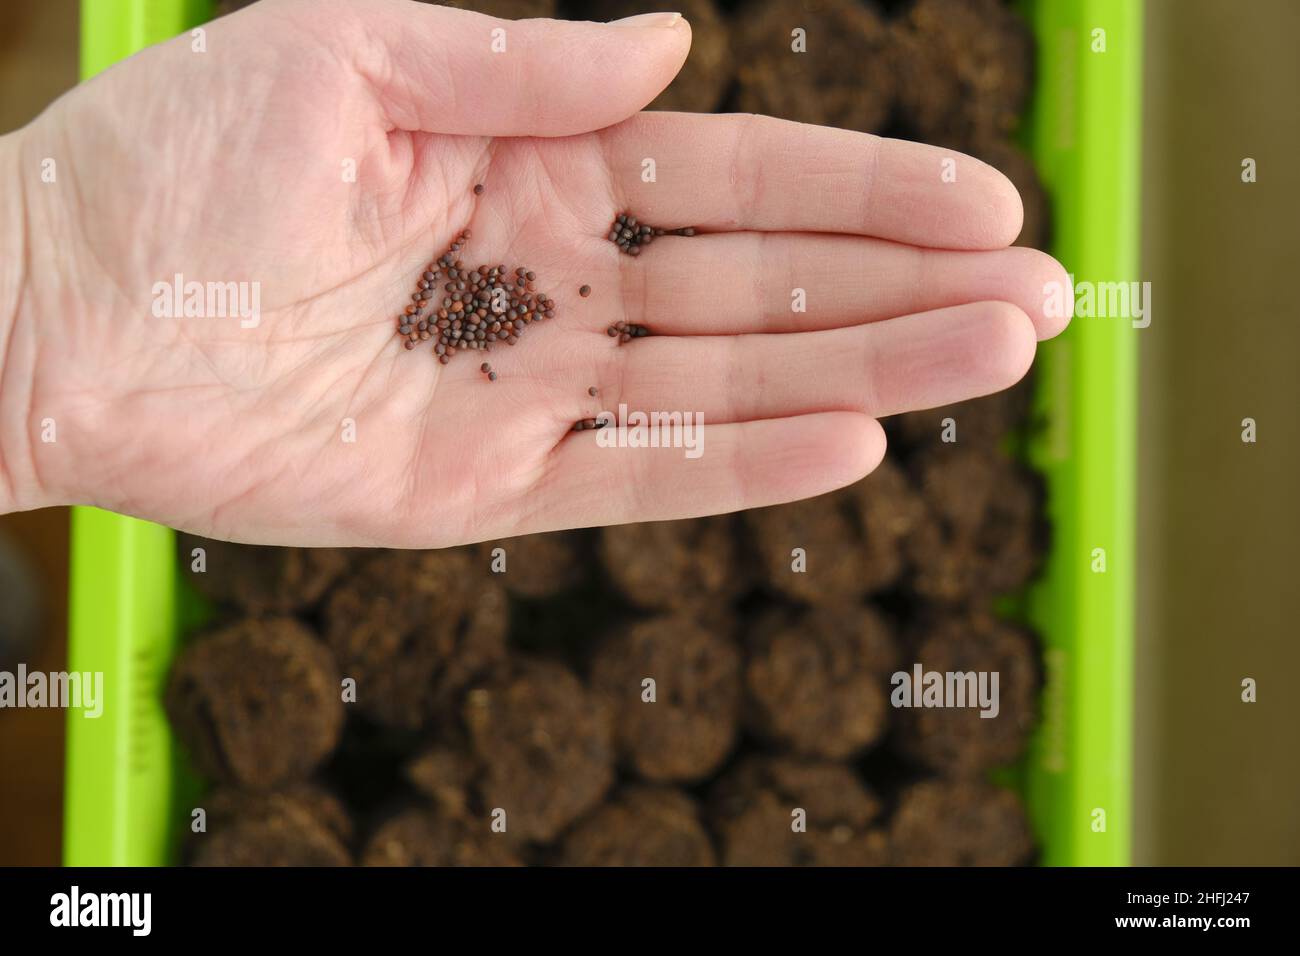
xmin=64 ymin=0 xmax=216 ymax=868
xmin=65 ymin=0 xmax=1141 ymax=866
xmin=1020 ymin=0 xmax=1142 ymax=866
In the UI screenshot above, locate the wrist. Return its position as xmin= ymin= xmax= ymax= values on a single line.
xmin=0 ymin=129 xmax=45 ymax=513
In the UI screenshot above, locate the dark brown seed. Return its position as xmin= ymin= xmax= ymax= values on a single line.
xmin=404 ymin=340 xmax=415 ymax=350
xmin=579 ymin=285 xmax=591 ymax=298
xmin=480 ymin=363 xmax=490 ymax=373
xmin=588 ymin=386 xmax=598 ymax=397
xmin=473 ymin=183 xmax=484 ymax=195
xmin=607 ymin=327 xmax=618 ymax=337
xmin=438 ymin=354 xmax=449 ymax=365
xmin=488 ymin=371 xmax=497 ymax=382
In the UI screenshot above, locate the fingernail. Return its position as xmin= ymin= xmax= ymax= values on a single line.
xmin=612 ymin=12 xmax=683 ymax=29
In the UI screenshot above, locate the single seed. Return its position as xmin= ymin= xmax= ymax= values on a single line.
xmin=473 ymin=183 xmax=484 ymax=195
xmin=588 ymin=386 xmax=598 ymax=397
xmin=488 ymin=371 xmax=497 ymax=382
xmin=579 ymin=284 xmax=591 ymax=297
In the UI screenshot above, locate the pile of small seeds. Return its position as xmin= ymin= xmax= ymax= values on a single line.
xmin=607 ymin=321 xmax=651 ymax=343
xmin=608 ymin=213 xmax=697 ymax=256
xmin=395 ymin=229 xmax=557 ymax=367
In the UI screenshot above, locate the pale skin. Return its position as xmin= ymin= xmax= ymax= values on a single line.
xmin=0 ymin=0 xmax=1071 ymax=547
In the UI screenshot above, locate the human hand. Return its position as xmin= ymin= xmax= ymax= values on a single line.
xmin=0 ymin=0 xmax=1070 ymax=546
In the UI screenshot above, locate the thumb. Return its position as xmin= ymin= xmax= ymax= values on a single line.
xmin=332 ymin=1 xmax=691 ymax=137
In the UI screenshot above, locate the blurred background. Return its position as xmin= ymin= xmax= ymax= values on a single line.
xmin=1 ymin=0 xmax=1297 ymax=865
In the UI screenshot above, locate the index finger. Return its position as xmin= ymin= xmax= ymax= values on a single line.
xmin=600 ymin=112 xmax=1024 ymax=250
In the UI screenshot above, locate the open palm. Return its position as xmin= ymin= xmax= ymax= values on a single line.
xmin=7 ymin=0 xmax=1070 ymax=546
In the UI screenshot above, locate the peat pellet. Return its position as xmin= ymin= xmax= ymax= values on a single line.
xmin=599 ymin=516 xmax=749 ymax=612
xmin=361 ymin=807 xmax=519 ymax=867
xmin=166 ymin=618 xmax=345 ymax=790
xmin=202 ymin=782 xmax=354 ymax=847
xmin=559 ymin=787 xmax=716 ymax=867
xmin=743 ymin=457 xmax=926 ymax=603
xmin=743 ymin=603 xmax=897 ymax=760
xmin=894 ymin=611 xmax=1039 ymax=774
xmin=463 ymin=659 xmax=614 ymax=843
xmin=473 ymin=531 xmax=585 ymax=599
xmin=891 ymin=0 xmax=1035 ymax=142
xmin=889 ymin=778 xmax=1035 ymax=866
xmin=709 ymin=757 xmax=887 ymax=867
xmin=321 ymin=549 xmax=508 ymax=731
xmin=893 ymin=378 xmax=1034 ymax=452
xmin=590 ymin=615 xmax=742 ymax=783
xmin=404 ymin=741 xmax=478 ymax=818
xmin=192 ymin=812 xmax=352 ymax=867
xmin=904 ymin=446 xmax=1044 ymax=603
xmin=177 ymin=534 xmax=349 ymax=615
xmin=733 ymin=0 xmax=895 ymax=134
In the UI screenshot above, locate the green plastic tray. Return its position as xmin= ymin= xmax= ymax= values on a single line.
xmin=65 ymin=0 xmax=1141 ymax=866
